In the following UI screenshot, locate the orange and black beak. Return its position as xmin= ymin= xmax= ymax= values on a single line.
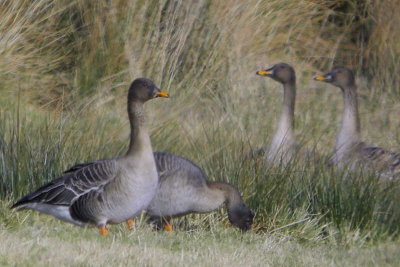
xmin=313 ymin=73 xmax=333 ymax=83
xmin=256 ymin=67 xmax=274 ymax=77
xmin=153 ymin=90 xmax=169 ymax=98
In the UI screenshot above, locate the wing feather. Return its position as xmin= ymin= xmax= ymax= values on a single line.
xmin=362 ymin=146 xmax=400 ymax=179
xmin=12 ymin=159 xmax=118 ymax=209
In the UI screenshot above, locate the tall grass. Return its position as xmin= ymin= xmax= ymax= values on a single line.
xmin=0 ymin=0 xmax=400 ymax=243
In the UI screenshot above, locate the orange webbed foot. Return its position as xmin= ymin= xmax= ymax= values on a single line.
xmin=164 ymin=223 xmax=172 ymax=232
xmin=99 ymin=226 xmax=109 ymax=236
xmin=126 ymin=219 xmax=135 ymax=230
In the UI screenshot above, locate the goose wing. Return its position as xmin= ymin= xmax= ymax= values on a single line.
xmin=63 ymin=161 xmax=100 ymax=173
xmin=12 ymin=159 xmax=118 ymax=208
xmin=362 ymin=146 xmax=400 ymax=179
xmin=245 ymin=147 xmax=267 ymax=159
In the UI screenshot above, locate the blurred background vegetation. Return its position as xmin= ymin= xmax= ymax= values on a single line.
xmin=1 ymin=0 xmax=399 ymax=104
xmin=1 ymin=0 xmax=399 ymax=243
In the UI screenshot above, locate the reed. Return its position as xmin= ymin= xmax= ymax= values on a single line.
xmin=1 ymin=0 xmax=399 ymax=246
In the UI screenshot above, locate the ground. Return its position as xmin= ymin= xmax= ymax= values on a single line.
xmin=1 ymin=204 xmax=399 ymax=267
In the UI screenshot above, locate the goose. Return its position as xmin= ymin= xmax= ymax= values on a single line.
xmin=66 ymin=152 xmax=255 ymax=232
xmin=256 ymin=63 xmax=311 ymax=165
xmin=314 ymin=66 xmax=400 ymax=178
xmin=147 ymin=152 xmax=254 ymax=232
xmin=11 ymin=78 xmax=169 ymax=235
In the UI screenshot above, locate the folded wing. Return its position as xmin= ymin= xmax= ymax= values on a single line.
xmin=12 ymin=159 xmax=117 ymax=209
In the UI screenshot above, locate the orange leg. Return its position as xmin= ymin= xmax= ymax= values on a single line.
xmin=126 ymin=219 xmax=135 ymax=230
xmin=99 ymin=225 xmax=109 ymax=236
xmin=164 ymin=223 xmax=172 ymax=232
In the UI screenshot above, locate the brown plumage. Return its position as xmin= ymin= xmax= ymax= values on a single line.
xmin=11 ymin=78 xmax=169 ymax=235
xmin=65 ymin=152 xmax=254 ymax=232
xmin=314 ymin=66 xmax=400 ymax=179
xmin=148 ymin=152 xmax=254 ymax=231
xmin=255 ymin=63 xmax=316 ymax=165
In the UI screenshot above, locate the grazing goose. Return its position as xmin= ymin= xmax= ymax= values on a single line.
xmin=11 ymin=78 xmax=169 ymax=235
xmin=147 ymin=152 xmax=254 ymax=231
xmin=66 ymin=152 xmax=255 ymax=232
xmin=314 ymin=66 xmax=400 ymax=178
xmin=256 ymin=63 xmax=310 ymax=164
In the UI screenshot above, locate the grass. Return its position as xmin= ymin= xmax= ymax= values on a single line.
xmin=1 ymin=0 xmax=400 ymax=265
xmin=1 ymin=89 xmax=399 ymax=266
xmin=1 ymin=202 xmax=400 ymax=266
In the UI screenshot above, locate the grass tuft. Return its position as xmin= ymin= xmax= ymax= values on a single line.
xmin=0 ymin=1 xmax=400 ymax=264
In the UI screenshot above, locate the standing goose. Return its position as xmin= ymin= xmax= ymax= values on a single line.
xmin=65 ymin=152 xmax=255 ymax=232
xmin=314 ymin=66 xmax=400 ymax=178
xmin=11 ymin=78 xmax=169 ymax=235
xmin=256 ymin=63 xmax=310 ymax=164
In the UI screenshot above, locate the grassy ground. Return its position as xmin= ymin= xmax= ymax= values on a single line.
xmin=1 ymin=202 xmax=400 ymax=267
xmin=1 ymin=0 xmax=400 ymax=266
xmin=1 ymin=93 xmax=399 ymax=266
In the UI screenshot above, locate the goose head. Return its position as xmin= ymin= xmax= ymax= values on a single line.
xmin=228 ymin=202 xmax=254 ymax=231
xmin=256 ymin=63 xmax=296 ymax=84
xmin=128 ymin=78 xmax=169 ymax=102
xmin=314 ymin=66 xmax=356 ymax=90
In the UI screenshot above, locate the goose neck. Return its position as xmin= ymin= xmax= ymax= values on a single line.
xmin=209 ymin=182 xmax=241 ymax=209
xmin=335 ymin=85 xmax=360 ymax=154
xmin=281 ymin=82 xmax=296 ymax=128
xmin=126 ymin=100 xmax=152 ymax=157
xmin=271 ymin=82 xmax=296 ymax=145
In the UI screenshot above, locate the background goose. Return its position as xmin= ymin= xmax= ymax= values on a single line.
xmin=314 ymin=66 xmax=400 ymax=179
xmin=255 ymin=63 xmax=313 ymax=165
xmin=11 ymin=78 xmax=169 ymax=235
xmin=67 ymin=152 xmax=254 ymax=232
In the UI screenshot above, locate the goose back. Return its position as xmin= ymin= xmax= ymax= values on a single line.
xmin=148 ymin=152 xmax=222 ymax=217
